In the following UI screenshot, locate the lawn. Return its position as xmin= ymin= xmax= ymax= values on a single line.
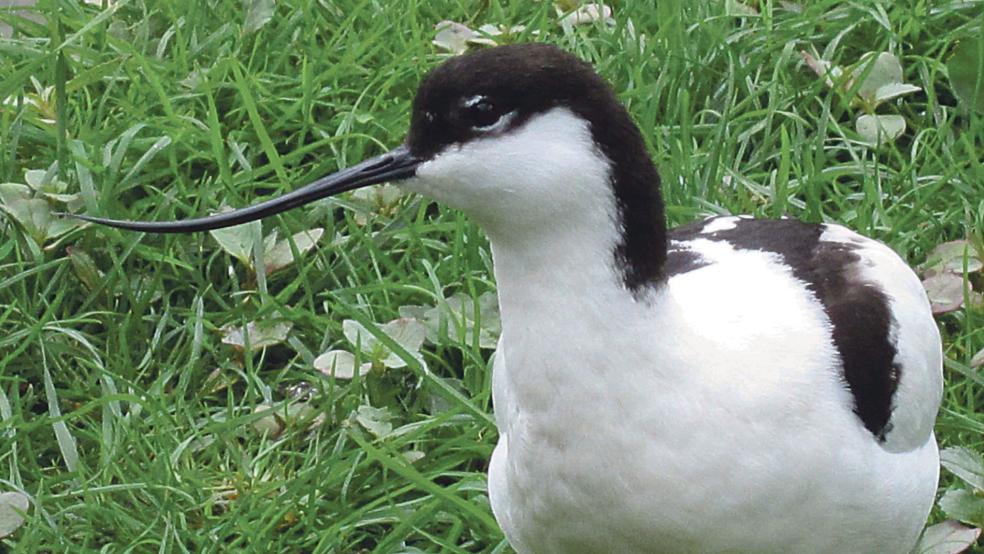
xmin=1 ymin=0 xmax=983 ymax=552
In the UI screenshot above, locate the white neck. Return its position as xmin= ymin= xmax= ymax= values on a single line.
xmin=487 ymin=193 xmax=665 ymax=414
xmin=488 ymin=203 xmax=630 ymax=322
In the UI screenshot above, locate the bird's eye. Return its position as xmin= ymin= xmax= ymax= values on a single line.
xmin=463 ymin=97 xmax=504 ymax=130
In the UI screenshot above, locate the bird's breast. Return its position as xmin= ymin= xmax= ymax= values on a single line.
xmin=487 ymin=240 xmax=934 ymax=553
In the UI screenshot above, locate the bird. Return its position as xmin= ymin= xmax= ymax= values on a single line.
xmin=76 ymin=43 xmax=943 ymax=554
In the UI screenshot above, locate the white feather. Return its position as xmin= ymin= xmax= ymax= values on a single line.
xmin=701 ymin=216 xmax=739 ymax=233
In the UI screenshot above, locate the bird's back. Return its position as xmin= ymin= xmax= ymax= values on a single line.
xmin=666 ymin=216 xmax=942 ymax=453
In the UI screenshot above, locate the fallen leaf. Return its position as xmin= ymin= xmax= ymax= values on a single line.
xmin=403 ymin=291 xmax=501 ymax=349
xmin=468 ymin=25 xmax=500 ymax=47
xmin=433 ymin=20 xmax=474 ymax=55
xmin=264 ymin=228 xmax=324 ymax=274
xmin=397 ymin=305 xmax=429 ymax=321
xmin=343 ymin=319 xmax=379 ymax=354
xmin=923 ymin=240 xmax=984 ymax=276
xmin=913 ymin=520 xmax=981 ymax=554
xmin=252 ymin=403 xmax=283 ymax=437
xmin=343 ymin=318 xmax=427 ymax=368
xmin=851 ymin=52 xmax=907 ymax=105
xmin=243 ymin=0 xmax=275 ymax=34
xmin=379 ymin=318 xmax=427 ymax=366
xmin=354 ymin=405 xmax=392 ymax=438
xmin=941 ymin=447 xmax=984 ymax=491
xmin=67 ymin=246 xmax=104 ymax=292
xmin=221 ymin=320 xmax=292 ymax=351
xmin=923 ymin=273 xmax=967 ymax=314
xmin=874 ymin=82 xmax=922 ymax=104
xmin=403 ymin=450 xmax=425 ymax=464
xmin=209 ymin=216 xmax=261 ymax=267
xmin=559 ymin=3 xmax=614 ymax=27
xmin=801 ymin=50 xmax=844 ymax=88
xmin=725 ymin=0 xmax=759 ymax=16
xmin=0 ymin=183 xmax=52 ymax=244
xmin=313 ymin=350 xmax=371 ymax=379
xmin=948 ymin=34 xmax=984 ymax=113
xmin=0 ymin=492 xmax=29 ymax=538
xmin=940 ymin=489 xmax=984 ymax=527
xmin=856 ymin=114 xmax=906 ymax=144
xmin=972 ymin=348 xmax=984 ymax=369
xmin=476 ymin=23 xmax=503 ymax=36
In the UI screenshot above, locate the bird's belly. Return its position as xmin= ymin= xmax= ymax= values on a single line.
xmin=491 ymin=413 xmax=937 ymax=554
xmin=488 ymin=356 xmax=938 ymax=554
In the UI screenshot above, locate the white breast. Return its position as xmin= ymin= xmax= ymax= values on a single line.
xmin=487 ymin=222 xmax=939 ymax=554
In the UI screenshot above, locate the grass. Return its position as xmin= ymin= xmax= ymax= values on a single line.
xmin=1 ymin=0 xmax=982 ymax=551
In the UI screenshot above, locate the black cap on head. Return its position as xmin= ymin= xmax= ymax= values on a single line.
xmin=407 ymin=43 xmax=617 ymax=158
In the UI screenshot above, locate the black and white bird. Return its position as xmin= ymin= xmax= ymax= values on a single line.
xmin=78 ymin=44 xmax=943 ymax=553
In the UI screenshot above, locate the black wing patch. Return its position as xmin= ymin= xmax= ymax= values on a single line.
xmin=664 ymin=244 xmax=711 ymax=277
xmin=667 ymin=217 xmax=900 ymax=440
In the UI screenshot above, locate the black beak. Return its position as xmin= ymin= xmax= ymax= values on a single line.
xmin=73 ymin=145 xmax=421 ymax=233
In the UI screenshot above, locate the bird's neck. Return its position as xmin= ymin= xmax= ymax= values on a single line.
xmin=487 ymin=204 xmax=672 ymax=417
xmin=489 ymin=207 xmax=628 ymax=307
xmin=486 ymin=187 xmax=660 ymax=353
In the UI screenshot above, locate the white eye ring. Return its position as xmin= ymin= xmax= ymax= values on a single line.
xmin=462 ymin=95 xmax=515 ymax=132
xmin=463 ymin=95 xmax=487 ymax=108
xmin=473 ymin=110 xmax=515 ymax=132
